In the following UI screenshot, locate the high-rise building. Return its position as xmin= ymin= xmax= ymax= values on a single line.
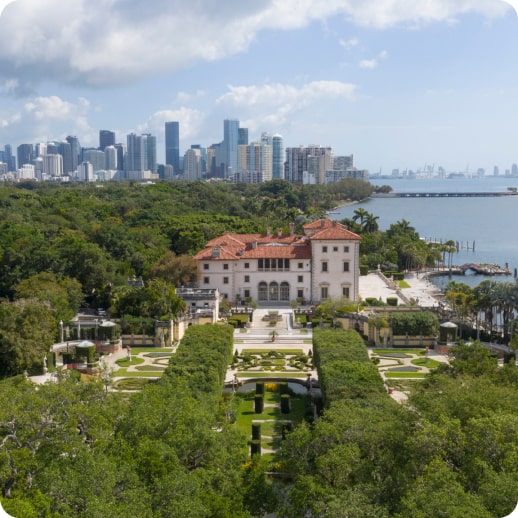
xmin=238 ymin=127 xmax=248 ymax=146
xmin=99 ymin=130 xmax=116 ymax=151
xmin=238 ymin=141 xmax=272 ymax=182
xmin=3 ymin=145 xmax=15 ymax=172
xmin=104 ymin=146 xmax=118 ymax=170
xmin=333 ymin=155 xmax=354 ymax=171
xmin=18 ymin=163 xmax=35 ymax=180
xmin=35 ymin=143 xmax=47 ymax=158
xmin=59 ymin=140 xmax=73 ymax=175
xmin=17 ymin=144 xmax=33 ymax=168
xmin=79 ymin=161 xmax=95 ymax=182
xmin=272 ymin=134 xmax=284 ymax=180
xmin=183 ymin=148 xmax=202 ymax=181
xmin=165 ymin=121 xmax=180 ymax=172
xmin=126 ymin=133 xmax=155 ymax=176
xmin=43 ymin=154 xmax=63 ymax=177
xmin=82 ymin=149 xmax=105 ymax=173
xmin=223 ymin=119 xmax=239 ymax=177
xmin=285 ymin=145 xmax=333 ymax=184
xmin=114 ymin=144 xmax=125 ymax=171
xmin=144 ymin=133 xmax=157 ymax=173
xmin=66 ymin=136 xmax=81 ymax=173
xmin=126 ymin=133 xmax=145 ymax=173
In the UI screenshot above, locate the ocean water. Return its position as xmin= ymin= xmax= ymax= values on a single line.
xmin=332 ymin=176 xmax=518 ymax=289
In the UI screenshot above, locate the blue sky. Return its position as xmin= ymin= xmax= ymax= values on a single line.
xmin=0 ymin=0 xmax=517 ymax=174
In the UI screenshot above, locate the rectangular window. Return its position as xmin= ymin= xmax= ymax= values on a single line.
xmin=244 ymin=275 xmax=250 ymax=283
xmin=258 ymin=259 xmax=263 ymax=269
xmin=298 ymin=275 xmax=303 ymax=283
xmin=343 ymin=262 xmax=350 ymax=272
xmin=344 ymin=246 xmax=349 ymax=253
xmin=244 ymin=263 xmax=250 ymax=269
xmin=223 ymin=277 xmax=229 ymax=284
xmin=342 ymin=287 xmax=350 ymax=298
xmin=322 ymin=261 xmax=328 ymax=272
xmin=322 ymin=246 xmax=328 ymax=253
xmin=203 ymin=263 xmax=209 ymax=270
xmin=203 ymin=277 xmax=209 ymax=284
xmin=223 ymin=263 xmax=229 ymax=270
xmin=298 ymin=262 xmax=303 ymax=269
xmin=244 ymin=289 xmax=250 ymax=298
xmin=297 ymin=289 xmax=304 ymax=299
xmin=333 ymin=246 xmax=338 ymax=252
xmin=321 ymin=286 xmax=328 ymax=299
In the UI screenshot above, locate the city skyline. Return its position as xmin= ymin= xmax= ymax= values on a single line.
xmin=0 ymin=1 xmax=517 ymax=173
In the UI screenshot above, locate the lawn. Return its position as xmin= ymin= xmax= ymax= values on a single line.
xmin=113 ymin=368 xmax=162 ymax=378
xmin=385 ymin=372 xmax=427 ymax=378
xmin=235 ymin=372 xmax=310 ymax=378
xmin=234 ymin=387 xmax=309 ymax=440
xmin=114 ymin=378 xmax=155 ymax=390
xmin=411 ymin=357 xmax=440 ymax=369
xmin=241 ymin=348 xmax=304 ymax=355
xmin=115 ymin=357 xmax=145 ymax=367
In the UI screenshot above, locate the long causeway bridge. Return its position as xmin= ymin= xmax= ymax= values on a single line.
xmin=372 ymin=191 xmax=518 ymax=198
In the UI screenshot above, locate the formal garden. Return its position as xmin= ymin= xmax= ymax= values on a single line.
xmin=111 ymin=348 xmax=174 ymax=390
xmin=232 ymin=381 xmax=313 ymax=460
xmin=231 ymin=348 xmax=313 ymax=375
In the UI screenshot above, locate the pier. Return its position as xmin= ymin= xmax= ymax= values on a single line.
xmin=428 ymin=263 xmax=511 ymax=277
xmin=372 ymin=191 xmax=518 ymax=198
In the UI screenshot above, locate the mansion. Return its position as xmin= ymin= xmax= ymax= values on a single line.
xmin=194 ymin=219 xmax=361 ymax=305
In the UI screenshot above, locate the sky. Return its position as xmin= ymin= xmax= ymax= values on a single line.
xmin=0 ymin=0 xmax=517 ymax=174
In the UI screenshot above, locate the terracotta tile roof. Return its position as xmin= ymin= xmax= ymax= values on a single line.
xmin=304 ymin=218 xmax=361 ymax=241
xmin=193 ymin=220 xmax=359 ymax=262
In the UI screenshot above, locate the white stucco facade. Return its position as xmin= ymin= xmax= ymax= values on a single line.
xmin=194 ymin=219 xmax=361 ymax=305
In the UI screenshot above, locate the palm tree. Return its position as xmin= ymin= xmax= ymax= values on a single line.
xmin=352 ymin=207 xmax=368 ymax=226
xmin=362 ymin=212 xmax=380 ymax=233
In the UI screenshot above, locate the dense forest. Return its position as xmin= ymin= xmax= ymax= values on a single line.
xmin=1 ymin=326 xmax=517 ymax=517
xmin=1 ymin=179 xmax=517 ymax=516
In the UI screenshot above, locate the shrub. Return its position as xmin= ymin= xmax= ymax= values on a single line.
xmin=386 ymin=297 xmax=398 ymax=306
xmin=360 ymin=265 xmax=369 ymax=275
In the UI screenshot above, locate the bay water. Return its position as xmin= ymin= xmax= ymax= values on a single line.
xmin=332 ymin=176 xmax=518 ymax=290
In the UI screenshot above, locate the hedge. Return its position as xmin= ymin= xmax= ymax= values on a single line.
xmin=313 ymin=328 xmax=384 ymax=406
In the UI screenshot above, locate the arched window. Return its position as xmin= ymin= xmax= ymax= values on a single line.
xmin=280 ymin=282 xmax=290 ymax=301
xmin=258 ymin=282 xmax=267 ymax=301
xmin=269 ymin=282 xmax=279 ymax=301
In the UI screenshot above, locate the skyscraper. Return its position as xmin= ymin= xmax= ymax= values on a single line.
xmin=126 ymin=133 xmax=146 ymax=173
xmin=99 ymin=130 xmax=116 ymax=151
xmin=285 ymin=145 xmax=333 ymax=183
xmin=223 ymin=118 xmax=239 ymax=177
xmin=165 ymin=121 xmax=180 ymax=173
xmin=238 ymin=127 xmax=248 ymax=146
xmin=144 ymin=133 xmax=157 ymax=173
xmin=272 ymin=134 xmax=284 ymax=180
xmin=59 ymin=140 xmax=73 ymax=175
xmin=66 ymin=136 xmax=81 ymax=173
xmin=17 ymin=143 xmax=34 ymax=168
xmin=104 ymin=146 xmax=118 ymax=170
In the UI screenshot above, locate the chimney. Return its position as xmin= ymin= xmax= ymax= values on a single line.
xmin=211 ymin=248 xmax=220 ymax=258
xmin=289 ymin=222 xmax=295 ymax=236
xmin=332 ymin=220 xmax=337 ymax=227
xmin=252 ymin=241 xmax=257 ymax=249
xmin=266 ymin=227 xmax=271 ymax=237
xmin=278 ymin=227 xmax=282 ymax=238
xmin=320 ymin=219 xmax=325 ymax=228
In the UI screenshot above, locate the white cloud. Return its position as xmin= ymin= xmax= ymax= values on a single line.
xmin=216 ymin=80 xmax=357 ymax=132
xmin=0 ymin=1 xmax=510 ymax=91
xmin=0 ymin=95 xmax=94 ymax=144
xmin=140 ymin=107 xmax=205 ymax=143
xmin=359 ymin=49 xmax=388 ymax=69
xmin=339 ymin=37 xmax=359 ymax=50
